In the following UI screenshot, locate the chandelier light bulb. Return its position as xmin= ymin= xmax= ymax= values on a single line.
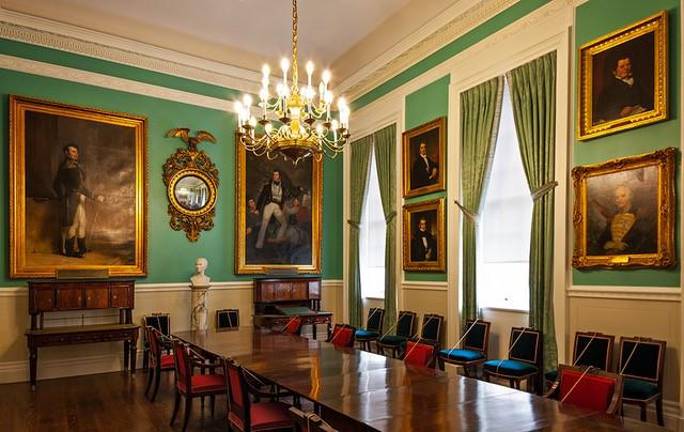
xmin=262 ymin=64 xmax=270 ymax=77
xmin=280 ymin=58 xmax=290 ymax=73
xmin=321 ymin=69 xmax=331 ymax=85
xmin=234 ymin=100 xmax=244 ymax=115
xmin=324 ymin=91 xmax=333 ymax=104
xmin=243 ymin=94 xmax=253 ymax=108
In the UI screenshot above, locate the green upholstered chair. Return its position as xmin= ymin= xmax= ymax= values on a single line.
xmin=438 ymin=320 xmax=491 ymax=377
xmin=413 ymin=313 xmax=444 ymax=344
xmin=377 ymin=311 xmax=417 ymax=358
xmin=354 ymin=307 xmax=385 ymax=352
xmin=483 ymin=327 xmax=543 ymax=394
xmin=618 ymin=336 xmax=667 ymax=426
xmin=545 ymin=331 xmax=614 ymax=385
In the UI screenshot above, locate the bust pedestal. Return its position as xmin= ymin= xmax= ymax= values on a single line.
xmin=190 ymin=285 xmax=210 ymax=331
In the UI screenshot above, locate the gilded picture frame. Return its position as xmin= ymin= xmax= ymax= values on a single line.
xmin=235 ymin=135 xmax=322 ymax=274
xmin=571 ymin=147 xmax=675 ymax=269
xmin=577 ymin=11 xmax=668 ymax=140
xmin=402 ymin=117 xmax=446 ymax=198
xmin=9 ymin=95 xmax=147 ymax=278
xmin=403 ymin=198 xmax=446 ymax=272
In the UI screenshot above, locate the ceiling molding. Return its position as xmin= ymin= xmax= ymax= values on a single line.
xmin=339 ymin=0 xmax=580 ymax=102
xmin=337 ymin=0 xmax=518 ymax=100
xmin=0 ymin=7 xmax=262 ymax=94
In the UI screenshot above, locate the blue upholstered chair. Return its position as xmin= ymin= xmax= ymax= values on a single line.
xmin=354 ymin=307 xmax=385 ymax=352
xmin=438 ymin=320 xmax=490 ymax=377
xmin=377 ymin=311 xmax=417 ymax=358
xmin=545 ymin=331 xmax=614 ymax=385
xmin=619 ymin=336 xmax=667 ymax=426
xmin=483 ymin=327 xmax=543 ymax=394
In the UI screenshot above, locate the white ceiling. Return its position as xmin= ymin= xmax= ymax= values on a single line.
xmin=25 ymin=0 xmax=414 ymax=67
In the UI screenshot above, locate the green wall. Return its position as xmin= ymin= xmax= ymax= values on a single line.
xmin=404 ymin=76 xmax=450 ymax=282
xmin=0 ymin=40 xmax=343 ymax=286
xmin=572 ymin=0 xmax=681 ymax=287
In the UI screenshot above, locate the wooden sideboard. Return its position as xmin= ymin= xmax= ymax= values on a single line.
xmin=26 ymin=279 xmax=139 ymax=390
xmin=253 ymin=277 xmax=332 ymax=339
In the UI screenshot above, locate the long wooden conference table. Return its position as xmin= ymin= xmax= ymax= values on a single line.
xmin=173 ymin=328 xmax=665 ymax=432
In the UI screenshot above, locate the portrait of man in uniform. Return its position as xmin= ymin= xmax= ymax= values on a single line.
xmin=236 ymin=144 xmax=322 ymax=274
xmin=10 ymin=96 xmax=147 ymax=278
xmin=572 ymin=148 xmax=675 ymax=269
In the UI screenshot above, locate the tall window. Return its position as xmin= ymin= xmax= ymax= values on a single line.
xmin=478 ymin=81 xmax=532 ymax=311
xmin=360 ymin=150 xmax=386 ymax=299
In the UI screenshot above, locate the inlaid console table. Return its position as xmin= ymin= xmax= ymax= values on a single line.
xmin=25 ymin=279 xmax=139 ymax=390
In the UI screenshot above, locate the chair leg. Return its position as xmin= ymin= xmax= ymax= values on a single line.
xmin=656 ymin=398 xmax=664 ymax=426
xmin=144 ymin=367 xmax=154 ymax=398
xmin=151 ymin=368 xmax=162 ymax=402
xmin=640 ymin=404 xmax=647 ymax=422
xmin=437 ymin=358 xmax=445 ymax=371
xmin=210 ymin=395 xmax=215 ymax=418
xmin=182 ymin=396 xmax=192 ymax=432
xmin=170 ymin=390 xmax=181 ymax=426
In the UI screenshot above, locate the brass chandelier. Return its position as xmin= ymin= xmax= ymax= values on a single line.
xmin=234 ymin=0 xmax=350 ymax=165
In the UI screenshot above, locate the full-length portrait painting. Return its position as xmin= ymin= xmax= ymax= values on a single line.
xmin=572 ymin=148 xmax=675 ymax=269
xmin=9 ymin=96 xmax=147 ymax=278
xmin=578 ymin=11 xmax=668 ymax=140
xmin=402 ymin=117 xmax=446 ymax=198
xmin=403 ymin=199 xmax=445 ymax=272
xmin=235 ymin=139 xmax=321 ymax=274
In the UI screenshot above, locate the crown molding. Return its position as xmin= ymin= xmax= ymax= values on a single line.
xmin=340 ymin=0 xmax=579 ymax=103
xmin=0 ymin=7 xmax=262 ymax=94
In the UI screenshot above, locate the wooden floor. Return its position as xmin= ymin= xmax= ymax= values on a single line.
xmin=0 ymin=370 xmax=231 ymax=432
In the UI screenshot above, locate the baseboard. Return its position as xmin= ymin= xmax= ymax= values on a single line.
xmin=0 ymin=353 xmax=129 ymax=384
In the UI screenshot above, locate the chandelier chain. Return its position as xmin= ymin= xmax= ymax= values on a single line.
xmin=291 ymin=0 xmax=298 ymax=85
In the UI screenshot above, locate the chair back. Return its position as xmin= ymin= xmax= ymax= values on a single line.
xmin=172 ymin=340 xmax=192 ymax=394
xmin=420 ymin=314 xmax=443 ymax=342
xmin=367 ymin=307 xmax=385 ymax=333
xmin=396 ymin=311 xmax=417 ymax=338
xmin=550 ymin=364 xmax=623 ymax=414
xmin=508 ymin=327 xmax=542 ymax=368
xmin=284 ymin=316 xmax=303 ymax=335
xmin=147 ymin=326 xmax=164 ymax=368
xmin=574 ymin=331 xmax=614 ymax=371
xmin=289 ymin=407 xmax=338 ymax=432
xmin=462 ymin=320 xmax=491 ymax=355
xmin=618 ymin=336 xmax=666 ymax=388
xmin=143 ymin=313 xmax=171 ymax=335
xmin=329 ymin=324 xmax=356 ymax=348
xmin=404 ymin=341 xmax=437 ymax=368
xmin=216 ymin=309 xmax=240 ymax=329
xmin=224 ymin=357 xmax=251 ymax=431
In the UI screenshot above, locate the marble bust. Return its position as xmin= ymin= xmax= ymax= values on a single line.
xmin=190 ymin=257 xmax=211 ymax=287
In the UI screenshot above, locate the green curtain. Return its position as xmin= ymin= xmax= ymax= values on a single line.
xmin=459 ymin=76 xmax=504 ymax=322
xmin=347 ymin=135 xmax=373 ymax=327
xmin=506 ymin=51 xmax=557 ymax=371
xmin=373 ymin=124 xmax=397 ymax=332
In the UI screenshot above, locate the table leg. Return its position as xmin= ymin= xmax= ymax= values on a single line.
xmin=29 ymin=346 xmax=38 ymax=391
xmin=123 ymin=340 xmax=130 ymax=372
xmin=130 ymin=339 xmax=138 ymax=372
xmin=312 ymin=322 xmax=318 ymax=339
xmin=327 ymin=321 xmax=332 ymax=339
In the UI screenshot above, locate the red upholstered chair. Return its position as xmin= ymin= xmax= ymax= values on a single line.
xmin=144 ymin=326 xmax=175 ymax=402
xmin=284 ymin=316 xmax=303 ymax=336
xmin=404 ymin=340 xmax=438 ymax=368
xmin=545 ymin=364 xmax=623 ymax=415
xmin=328 ymin=324 xmax=355 ymax=348
xmin=170 ymin=340 xmax=226 ymax=432
xmin=224 ymin=357 xmax=296 ymax=432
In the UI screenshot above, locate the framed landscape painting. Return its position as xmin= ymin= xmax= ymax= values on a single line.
xmin=577 ymin=11 xmax=668 ymax=140
xmin=235 ymin=137 xmax=322 ymax=274
xmin=571 ymin=148 xmax=675 ymax=269
xmin=402 ymin=198 xmax=445 ymax=272
xmin=9 ymin=95 xmax=147 ymax=278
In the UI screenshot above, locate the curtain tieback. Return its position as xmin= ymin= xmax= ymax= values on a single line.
xmin=384 ymin=210 xmax=397 ymax=224
xmin=347 ymin=219 xmax=360 ymax=229
xmin=531 ymin=180 xmax=558 ymax=201
xmin=454 ymin=200 xmax=478 ymax=222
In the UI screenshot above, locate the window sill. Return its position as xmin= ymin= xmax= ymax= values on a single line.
xmin=480 ymin=306 xmax=529 ymax=315
xmin=364 ymin=297 xmax=385 ymax=301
